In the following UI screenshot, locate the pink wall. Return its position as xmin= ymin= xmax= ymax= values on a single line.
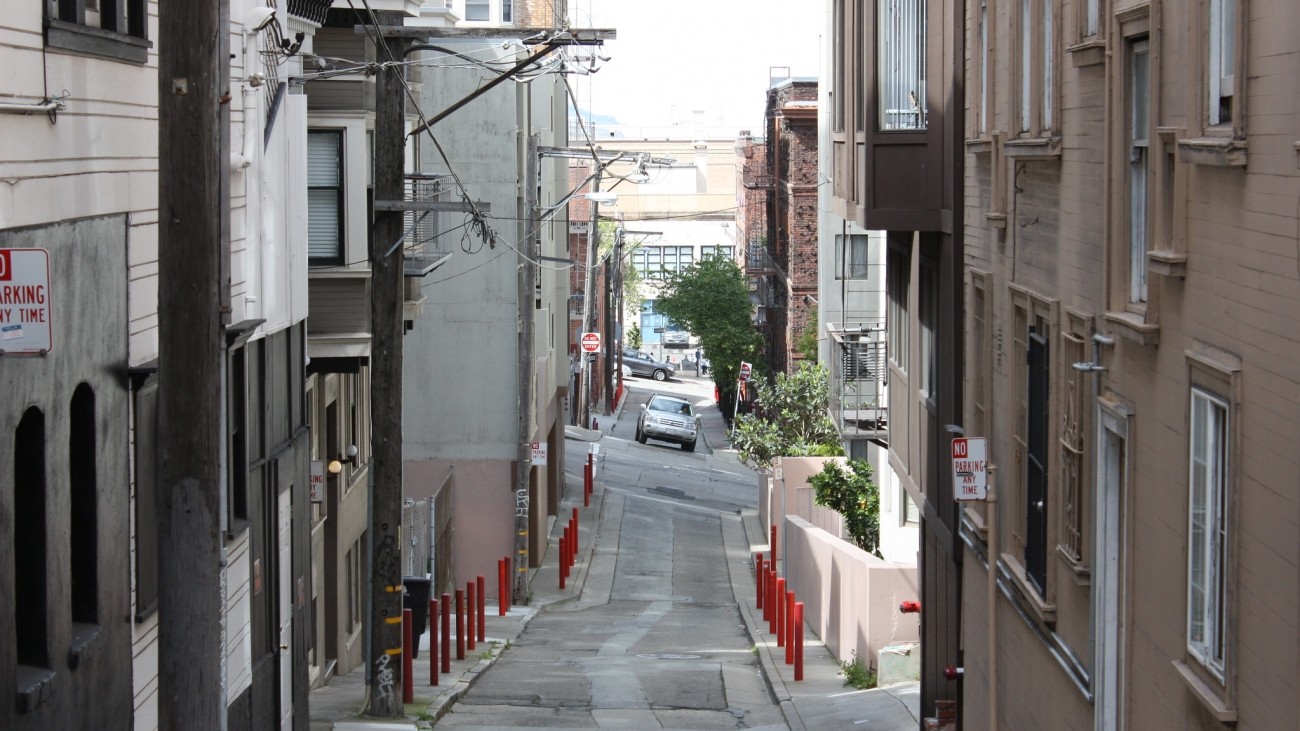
xmin=405 ymin=458 xmax=515 ymax=602
xmin=783 ymin=515 xmax=920 ymax=668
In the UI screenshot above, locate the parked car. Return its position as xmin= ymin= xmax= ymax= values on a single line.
xmin=621 ymin=349 xmax=675 ymax=381
xmin=636 ymin=394 xmax=700 ymax=451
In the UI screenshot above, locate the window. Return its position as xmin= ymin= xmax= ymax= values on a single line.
xmin=977 ymin=0 xmax=989 ymax=135
xmin=631 ymin=246 xmax=693 ymax=278
xmin=44 ymin=0 xmax=149 ymax=64
xmin=835 ymin=234 xmax=870 ymax=279
xmin=833 ymin=0 xmax=845 ymax=132
xmin=887 ymin=242 xmax=910 ymax=372
xmin=70 ymin=385 xmax=99 ymax=625
xmin=903 ymin=487 xmax=920 ymax=524
xmin=15 ymin=408 xmax=49 ymax=670
xmin=1207 ymin=0 xmax=1236 ymax=126
xmin=347 ymin=537 xmax=363 ymax=630
xmin=228 ymin=345 xmax=249 ymax=527
xmin=919 ymin=258 xmax=937 ymax=398
xmin=1127 ymin=39 xmax=1150 ymax=306
xmin=465 ymin=0 xmax=489 ymax=21
xmin=308 ymin=130 xmax=344 ymax=265
xmin=968 ymin=272 xmax=990 ymax=438
xmin=700 ymin=245 xmax=735 ymax=260
xmin=1059 ymin=326 xmax=1087 ymax=568
xmin=878 ymin=0 xmax=927 ymax=130
xmin=1017 ymin=0 xmax=1056 ymax=135
xmin=1084 ymin=0 xmax=1102 ymax=38
xmin=1025 ymin=326 xmax=1050 ymax=594
xmin=1187 ymin=387 xmax=1229 ymax=679
xmin=501 ymin=0 xmax=512 ymax=23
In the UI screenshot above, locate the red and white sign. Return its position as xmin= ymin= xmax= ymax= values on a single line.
xmin=309 ymin=461 xmax=325 ymax=503
xmin=951 ymin=437 xmax=988 ymax=501
xmin=0 ymin=248 xmax=53 ymax=354
xmin=580 ymin=332 xmax=601 ymax=353
xmin=739 ymin=361 xmax=752 ymax=382
xmin=530 ymin=440 xmax=548 ymax=466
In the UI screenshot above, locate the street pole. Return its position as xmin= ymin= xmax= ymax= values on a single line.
xmin=157 ymin=0 xmax=229 ymax=726
xmin=367 ymin=17 xmax=408 ymax=716
xmin=515 ymin=132 xmax=539 ymax=604
xmin=602 ymin=242 xmax=614 ymax=414
xmin=579 ymin=169 xmax=602 ymax=428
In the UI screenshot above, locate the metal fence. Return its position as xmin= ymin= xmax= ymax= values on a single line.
xmin=828 ymin=322 xmax=889 ymax=441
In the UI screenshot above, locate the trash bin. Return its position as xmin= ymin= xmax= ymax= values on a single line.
xmin=402 ymin=576 xmax=432 ymax=658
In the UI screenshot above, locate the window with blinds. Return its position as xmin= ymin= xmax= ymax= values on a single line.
xmin=308 ymin=130 xmax=343 ymax=264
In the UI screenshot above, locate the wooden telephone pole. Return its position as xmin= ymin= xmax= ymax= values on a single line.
xmin=367 ymin=13 xmax=409 ymax=717
xmin=157 ymin=0 xmax=230 ymax=727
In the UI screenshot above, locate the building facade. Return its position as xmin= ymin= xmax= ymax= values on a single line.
xmin=828 ymin=0 xmax=967 ymax=725
xmin=958 ymin=1 xmax=1300 ymax=729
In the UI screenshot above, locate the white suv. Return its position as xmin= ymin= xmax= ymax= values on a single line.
xmin=636 ymin=395 xmax=700 ymax=451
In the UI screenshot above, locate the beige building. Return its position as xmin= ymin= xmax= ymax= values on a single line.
xmin=959 ymin=0 xmax=1299 ymax=729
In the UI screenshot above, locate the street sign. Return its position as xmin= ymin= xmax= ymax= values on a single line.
xmin=530 ymin=440 xmax=548 ymax=466
xmin=0 ymin=248 xmax=53 ymax=354
xmin=653 ymin=327 xmax=666 ymax=333
xmin=309 ymin=461 xmax=325 ymax=502
xmin=739 ymin=361 xmax=752 ymax=382
xmin=580 ymin=332 xmax=601 ymax=352
xmin=951 ymin=437 xmax=988 ymax=501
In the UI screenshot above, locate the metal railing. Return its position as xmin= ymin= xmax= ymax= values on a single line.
xmin=828 ymin=322 xmax=889 ymax=441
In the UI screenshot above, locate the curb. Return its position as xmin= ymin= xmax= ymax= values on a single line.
xmin=418 ymin=610 xmax=539 ymax=726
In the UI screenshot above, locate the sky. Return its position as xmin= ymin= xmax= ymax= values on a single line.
xmin=568 ymin=0 xmax=826 ymax=135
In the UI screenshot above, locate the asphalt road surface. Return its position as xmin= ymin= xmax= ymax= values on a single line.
xmin=434 ymin=378 xmax=788 ymax=730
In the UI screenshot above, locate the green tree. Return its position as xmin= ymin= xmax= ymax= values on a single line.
xmin=809 ymin=459 xmax=881 ymax=557
xmin=627 ymin=322 xmax=642 ymax=350
xmin=795 ymin=311 xmax=819 ymax=362
xmin=655 ymin=254 xmax=763 ymax=403
xmin=730 ymin=362 xmax=842 ymax=471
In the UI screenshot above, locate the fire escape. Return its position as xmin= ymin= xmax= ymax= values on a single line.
xmin=826 ymin=322 xmax=888 ymax=445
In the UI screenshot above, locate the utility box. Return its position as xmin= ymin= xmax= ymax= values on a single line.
xmin=403 ymin=576 xmax=432 ymax=657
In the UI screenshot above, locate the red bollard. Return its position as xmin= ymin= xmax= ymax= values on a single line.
xmin=775 ymin=578 xmax=786 ymax=647
xmin=794 ymin=602 xmax=805 ymax=681
xmin=498 ymin=559 xmax=508 ymax=616
xmin=770 ymin=524 xmax=777 ymax=570
xmin=476 ymin=575 xmax=486 ymax=642
xmin=572 ymin=507 xmax=580 ymax=553
xmin=466 ymin=581 xmax=477 ymax=652
xmin=455 ymin=589 xmax=466 ymax=660
xmin=440 ymin=593 xmax=452 ymax=673
xmin=403 ymin=608 xmax=414 ymax=703
xmin=785 ymin=590 xmax=796 ymax=665
xmin=506 ymin=556 xmax=514 ymax=611
xmin=755 ymin=554 xmax=765 ymax=609
xmin=559 ymin=534 xmax=568 ymax=589
xmin=429 ymin=598 xmax=439 ymax=685
xmin=767 ymin=568 xmax=778 ymax=633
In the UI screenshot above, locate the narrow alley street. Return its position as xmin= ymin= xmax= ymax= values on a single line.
xmin=434 ymin=376 xmax=784 ymax=729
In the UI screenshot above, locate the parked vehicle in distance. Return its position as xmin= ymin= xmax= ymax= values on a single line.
xmin=636 ymin=394 xmax=699 ymax=451
xmin=621 ymin=349 xmax=675 ymax=381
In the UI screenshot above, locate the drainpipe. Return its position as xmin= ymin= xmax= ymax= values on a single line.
xmin=0 ymin=99 xmax=63 ymax=114
xmin=986 ymin=464 xmax=999 ymax=730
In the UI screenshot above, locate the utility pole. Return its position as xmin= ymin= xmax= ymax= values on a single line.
xmin=156 ymin=0 xmax=229 ymax=727
xmin=515 ymin=133 xmax=539 ymax=604
xmin=579 ymin=169 xmax=602 ymax=428
xmin=602 ymin=231 xmax=615 ymax=414
xmin=367 ymin=13 xmax=408 ymax=717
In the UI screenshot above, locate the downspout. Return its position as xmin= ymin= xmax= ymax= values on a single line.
xmin=987 ymin=464 xmax=999 ymax=731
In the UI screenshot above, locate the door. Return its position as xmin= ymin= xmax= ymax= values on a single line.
xmin=1095 ymin=407 xmax=1128 ymax=731
xmin=279 ymin=487 xmax=293 ymax=729
xmin=1026 ymin=329 xmax=1050 ymax=593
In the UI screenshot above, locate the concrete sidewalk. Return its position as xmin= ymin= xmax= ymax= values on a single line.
xmin=308 ymin=434 xmax=610 ymax=730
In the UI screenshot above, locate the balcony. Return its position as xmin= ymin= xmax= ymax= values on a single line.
xmin=828 ymin=322 xmax=888 ymax=443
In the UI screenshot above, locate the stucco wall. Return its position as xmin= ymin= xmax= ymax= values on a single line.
xmin=783 ymin=516 xmax=919 ymax=668
xmin=406 ymin=458 xmax=514 ymax=602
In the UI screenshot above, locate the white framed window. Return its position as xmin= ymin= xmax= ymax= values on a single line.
xmin=308 ymin=130 xmax=345 ymax=264
xmin=878 ymin=0 xmax=927 ymax=130
xmin=1207 ymin=0 xmax=1236 ymax=126
xmin=1017 ymin=0 xmax=1056 ymax=135
xmin=835 ymin=234 xmax=871 ymax=279
xmin=501 ymin=0 xmax=512 ymax=23
xmin=1127 ymin=39 xmax=1150 ymax=305
xmin=465 ymin=0 xmax=490 ymax=21
xmin=1187 ymin=387 xmax=1229 ymax=679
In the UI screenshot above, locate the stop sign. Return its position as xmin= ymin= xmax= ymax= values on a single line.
xmin=580 ymin=332 xmax=601 ymax=353
xmin=739 ymin=361 xmax=752 ymax=382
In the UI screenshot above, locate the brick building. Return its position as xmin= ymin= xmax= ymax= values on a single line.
xmin=746 ymin=78 xmax=820 ymax=376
